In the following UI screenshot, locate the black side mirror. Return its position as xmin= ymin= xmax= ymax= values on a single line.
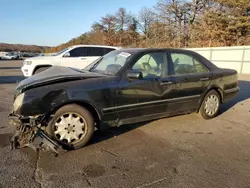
xmin=127 ymin=71 xmax=143 ymax=80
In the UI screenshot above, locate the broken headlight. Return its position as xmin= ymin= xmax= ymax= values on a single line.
xmin=13 ymin=93 xmax=25 ymax=112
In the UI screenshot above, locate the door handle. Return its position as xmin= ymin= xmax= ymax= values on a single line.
xmin=160 ymin=81 xmax=173 ymax=86
xmin=200 ymin=77 xmax=209 ymax=81
xmin=80 ymin=58 xmax=86 ymax=60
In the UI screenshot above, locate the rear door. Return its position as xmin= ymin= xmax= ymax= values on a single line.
xmin=166 ymin=51 xmax=212 ymax=114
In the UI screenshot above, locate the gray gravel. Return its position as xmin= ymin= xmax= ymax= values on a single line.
xmin=0 ymin=60 xmax=250 ymax=188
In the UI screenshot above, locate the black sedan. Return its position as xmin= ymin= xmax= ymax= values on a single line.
xmin=9 ymin=48 xmax=239 ymax=153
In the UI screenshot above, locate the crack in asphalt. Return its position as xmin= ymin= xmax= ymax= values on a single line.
xmin=136 ymin=177 xmax=168 ymax=188
xmin=33 ymin=151 xmax=42 ymax=188
xmin=101 ymin=148 xmax=119 ymax=157
xmin=85 ymin=178 xmax=91 ymax=187
xmin=82 ymin=171 xmax=92 ymax=187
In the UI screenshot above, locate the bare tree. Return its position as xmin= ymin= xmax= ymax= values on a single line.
xmin=101 ymin=14 xmax=117 ymax=32
xmin=138 ymin=7 xmax=155 ymax=34
xmin=91 ymin=22 xmax=105 ymax=32
xmin=116 ymin=8 xmax=127 ymax=31
xmin=155 ymin=0 xmax=183 ymax=47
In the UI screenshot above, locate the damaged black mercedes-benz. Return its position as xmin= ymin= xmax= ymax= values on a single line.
xmin=9 ymin=48 xmax=239 ymax=154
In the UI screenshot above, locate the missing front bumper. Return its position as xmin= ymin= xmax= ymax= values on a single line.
xmin=9 ymin=113 xmax=65 ymax=156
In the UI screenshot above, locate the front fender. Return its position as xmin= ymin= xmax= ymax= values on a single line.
xmin=16 ymin=87 xmax=102 ymax=121
xmin=17 ymin=88 xmax=69 ymax=116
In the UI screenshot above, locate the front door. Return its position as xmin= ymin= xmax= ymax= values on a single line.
xmin=61 ymin=47 xmax=88 ymax=69
xmin=117 ymin=51 xmax=174 ymax=123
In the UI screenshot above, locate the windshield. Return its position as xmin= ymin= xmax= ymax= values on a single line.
xmin=53 ymin=48 xmax=69 ymax=56
xmin=88 ymin=50 xmax=132 ymax=75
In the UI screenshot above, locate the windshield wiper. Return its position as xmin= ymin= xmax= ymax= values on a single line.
xmin=88 ymin=63 xmax=99 ymax=72
xmin=88 ymin=66 xmax=94 ymax=72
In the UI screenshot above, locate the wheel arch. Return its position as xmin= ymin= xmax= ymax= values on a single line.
xmin=49 ymin=100 xmax=102 ymax=129
xmin=33 ymin=64 xmax=53 ymax=75
xmin=197 ymin=86 xmax=223 ymax=113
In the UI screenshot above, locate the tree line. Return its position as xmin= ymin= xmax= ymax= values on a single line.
xmin=0 ymin=43 xmax=51 ymax=53
xmin=49 ymin=0 xmax=250 ymax=53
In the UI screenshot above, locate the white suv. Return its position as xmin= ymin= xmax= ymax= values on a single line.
xmin=21 ymin=45 xmax=121 ymax=77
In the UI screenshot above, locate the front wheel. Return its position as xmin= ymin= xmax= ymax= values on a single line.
xmin=199 ymin=90 xmax=221 ymax=119
xmin=46 ymin=104 xmax=95 ymax=150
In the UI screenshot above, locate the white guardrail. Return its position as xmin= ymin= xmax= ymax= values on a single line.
xmin=186 ymin=46 xmax=250 ymax=74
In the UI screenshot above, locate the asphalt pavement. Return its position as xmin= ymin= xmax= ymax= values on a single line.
xmin=0 ymin=60 xmax=250 ymax=188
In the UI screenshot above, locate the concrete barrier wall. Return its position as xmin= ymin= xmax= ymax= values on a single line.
xmin=186 ymin=46 xmax=250 ymax=74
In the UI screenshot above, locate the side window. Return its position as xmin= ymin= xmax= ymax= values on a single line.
xmin=68 ymin=47 xmax=116 ymax=57
xmin=193 ymin=58 xmax=210 ymax=73
xmin=102 ymin=48 xmax=116 ymax=56
xmin=85 ymin=47 xmax=115 ymax=56
xmin=86 ymin=47 xmax=102 ymax=56
xmin=171 ymin=53 xmax=209 ymax=75
xmin=132 ymin=52 xmax=167 ymax=79
xmin=69 ymin=47 xmax=86 ymax=57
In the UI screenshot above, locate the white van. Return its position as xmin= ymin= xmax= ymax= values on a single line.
xmin=0 ymin=52 xmax=8 ymax=59
xmin=0 ymin=52 xmax=8 ymax=57
xmin=21 ymin=45 xmax=121 ymax=77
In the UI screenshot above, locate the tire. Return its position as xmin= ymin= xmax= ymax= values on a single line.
xmin=34 ymin=67 xmax=50 ymax=74
xmin=199 ymin=90 xmax=221 ymax=119
xmin=46 ymin=104 xmax=95 ymax=150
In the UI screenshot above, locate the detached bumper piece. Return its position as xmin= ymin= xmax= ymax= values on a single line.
xmin=9 ymin=114 xmax=65 ymax=156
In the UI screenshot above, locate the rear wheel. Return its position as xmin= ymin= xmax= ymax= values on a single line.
xmin=199 ymin=90 xmax=221 ymax=119
xmin=46 ymin=104 xmax=95 ymax=150
xmin=34 ymin=67 xmax=50 ymax=74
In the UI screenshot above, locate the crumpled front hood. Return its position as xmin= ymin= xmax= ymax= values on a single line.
xmin=16 ymin=66 xmax=106 ymax=93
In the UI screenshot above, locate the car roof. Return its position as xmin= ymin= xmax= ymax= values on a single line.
xmin=115 ymin=48 xmax=146 ymax=54
xmin=69 ymin=44 xmax=121 ymax=49
xmin=115 ymin=48 xmax=195 ymax=54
